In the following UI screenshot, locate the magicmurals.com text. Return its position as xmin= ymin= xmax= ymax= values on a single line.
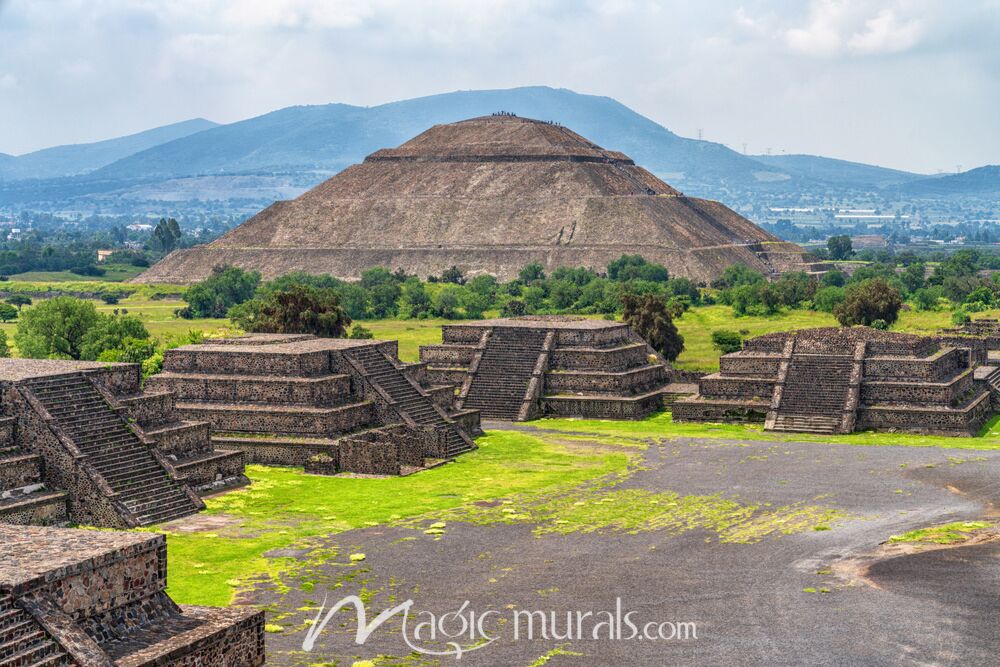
xmin=303 ymin=596 xmax=697 ymax=659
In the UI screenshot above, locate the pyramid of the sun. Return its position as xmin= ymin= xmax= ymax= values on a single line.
xmin=138 ymin=114 xmax=822 ymax=284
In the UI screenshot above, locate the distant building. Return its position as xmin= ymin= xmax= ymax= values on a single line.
xmin=850 ymin=235 xmax=889 ymax=249
xmin=96 ymin=249 xmax=115 ymax=262
xmin=127 ymin=223 xmax=154 ymax=231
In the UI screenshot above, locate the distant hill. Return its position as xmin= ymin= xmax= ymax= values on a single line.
xmin=897 ymin=165 xmax=1000 ymax=197
xmin=0 ymin=118 xmax=218 ymax=181
xmin=750 ymin=153 xmax=923 ymax=188
xmin=90 ymin=87 xmax=788 ymax=189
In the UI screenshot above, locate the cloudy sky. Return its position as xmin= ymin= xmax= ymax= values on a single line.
xmin=0 ymin=0 xmax=997 ymax=173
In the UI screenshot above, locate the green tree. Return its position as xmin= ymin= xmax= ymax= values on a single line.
xmin=813 ymin=286 xmax=846 ymax=313
xmin=229 ymin=285 xmax=351 ymax=337
xmin=622 ymin=293 xmax=684 ymax=362
xmin=607 ymin=255 xmax=669 ymax=282
xmin=0 ymin=330 xmax=9 ymax=358
xmin=15 ymin=297 xmax=100 ymax=359
xmin=713 ymin=264 xmax=765 ymax=289
xmin=181 ymin=265 xmax=261 ymax=318
xmin=398 ymin=278 xmax=432 ymax=318
xmin=432 ymin=285 xmax=463 ymax=319
xmin=5 ymin=294 xmax=31 ymax=310
xmin=152 ymin=217 xmax=182 ymax=253
xmin=827 ymin=235 xmax=853 ymax=260
xmin=900 ymin=262 xmax=926 ymax=294
xmin=518 ymin=263 xmax=546 ymax=284
xmin=834 ymin=278 xmax=903 ymax=327
xmin=368 ymin=282 xmax=401 ymax=318
xmin=0 ymin=303 xmax=17 ymax=322
xmin=79 ymin=314 xmax=150 ymax=360
xmin=912 ymin=287 xmax=942 ymax=312
xmin=440 ymin=266 xmax=466 ymax=285
xmin=459 ymin=288 xmax=490 ymax=319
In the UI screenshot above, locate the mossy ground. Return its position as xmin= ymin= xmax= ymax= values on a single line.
xmin=887 ymin=521 xmax=992 ymax=545
xmin=161 ymin=431 xmax=632 ymax=606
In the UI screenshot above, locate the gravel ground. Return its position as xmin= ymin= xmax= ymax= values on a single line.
xmin=249 ymin=430 xmax=1000 ymax=667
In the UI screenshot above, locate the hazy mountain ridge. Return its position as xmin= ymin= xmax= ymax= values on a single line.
xmin=750 ymin=153 xmax=924 ymax=188
xmin=0 ymin=87 xmax=993 ymax=213
xmin=898 ymin=165 xmax=1000 ymax=196
xmin=90 ymin=87 xmax=785 ymax=188
xmin=0 ymin=118 xmax=219 ymax=181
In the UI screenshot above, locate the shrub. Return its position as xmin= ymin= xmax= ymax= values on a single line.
xmin=834 ymin=278 xmax=903 ymax=327
xmin=0 ymin=303 xmax=17 ymax=322
xmin=348 ymin=323 xmax=374 ymax=339
xmin=229 ymin=284 xmax=351 ymax=337
xmin=951 ymin=310 xmax=971 ymax=326
xmin=0 ymin=331 xmax=9 ymax=358
xmin=501 ymin=299 xmax=527 ymax=317
xmin=711 ymin=329 xmax=743 ymax=354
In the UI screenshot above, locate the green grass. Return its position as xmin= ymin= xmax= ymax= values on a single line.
xmin=887 ymin=521 xmax=991 ymax=545
xmin=162 ymin=430 xmax=632 ymax=606
xmin=356 ymin=318 xmax=465 ymax=362
xmin=532 ymin=411 xmax=1000 ymax=450
xmin=8 ymin=264 xmax=147 ymax=282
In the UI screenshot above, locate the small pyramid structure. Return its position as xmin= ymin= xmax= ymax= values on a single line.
xmin=139 ymin=114 xmax=822 ymax=283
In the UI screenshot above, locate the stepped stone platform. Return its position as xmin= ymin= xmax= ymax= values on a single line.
xmin=137 ymin=114 xmax=824 ymax=285
xmin=673 ymin=327 xmax=994 ymax=436
xmin=146 ymin=334 xmax=480 ymax=475
xmin=0 ymin=524 xmax=264 ymax=666
xmin=0 ymin=359 xmax=246 ymax=529
xmin=420 ymin=316 xmax=682 ymax=421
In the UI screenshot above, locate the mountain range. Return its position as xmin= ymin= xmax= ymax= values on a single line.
xmin=0 ymin=87 xmax=994 ymax=212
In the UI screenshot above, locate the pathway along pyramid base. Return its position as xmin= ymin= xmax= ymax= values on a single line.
xmin=420 ymin=316 xmax=687 ymax=421
xmin=138 ymin=114 xmax=825 ymax=284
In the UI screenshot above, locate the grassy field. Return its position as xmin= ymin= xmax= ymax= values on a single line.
xmin=8 ymin=264 xmax=147 ymax=282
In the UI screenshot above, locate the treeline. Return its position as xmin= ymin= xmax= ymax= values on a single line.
xmin=178 ymin=255 xmax=702 ymax=322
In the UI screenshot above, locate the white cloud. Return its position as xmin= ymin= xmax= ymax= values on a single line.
xmin=783 ymin=1 xmax=926 ymax=57
xmin=0 ymin=73 xmax=17 ymax=89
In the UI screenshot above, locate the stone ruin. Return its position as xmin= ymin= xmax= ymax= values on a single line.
xmin=419 ymin=316 xmax=687 ymax=420
xmin=673 ymin=327 xmax=995 ymax=436
xmin=146 ymin=333 xmax=481 ymax=476
xmin=0 ymin=524 xmax=263 ymax=666
xmin=138 ymin=114 xmax=827 ymax=285
xmin=0 ymin=358 xmax=245 ymax=529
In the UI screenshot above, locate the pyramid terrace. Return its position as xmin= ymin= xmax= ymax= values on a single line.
xmin=673 ymin=327 xmax=997 ymax=436
xmin=419 ymin=316 xmax=688 ymax=420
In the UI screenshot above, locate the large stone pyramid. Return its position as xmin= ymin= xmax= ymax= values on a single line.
xmin=139 ymin=114 xmax=821 ymax=283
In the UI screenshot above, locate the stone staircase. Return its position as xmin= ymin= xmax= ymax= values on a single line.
xmin=462 ymin=327 xmax=549 ymax=420
xmin=345 ymin=345 xmax=473 ymax=458
xmin=25 ymin=375 xmax=200 ymax=526
xmin=0 ymin=594 xmax=71 ymax=667
xmin=770 ymin=353 xmax=854 ymax=434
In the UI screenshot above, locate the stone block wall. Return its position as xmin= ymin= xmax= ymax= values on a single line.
xmin=548 ymin=343 xmax=650 ymax=372
xmin=544 ymin=364 xmax=667 ymax=395
xmin=861 ymin=369 xmax=974 ymax=406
